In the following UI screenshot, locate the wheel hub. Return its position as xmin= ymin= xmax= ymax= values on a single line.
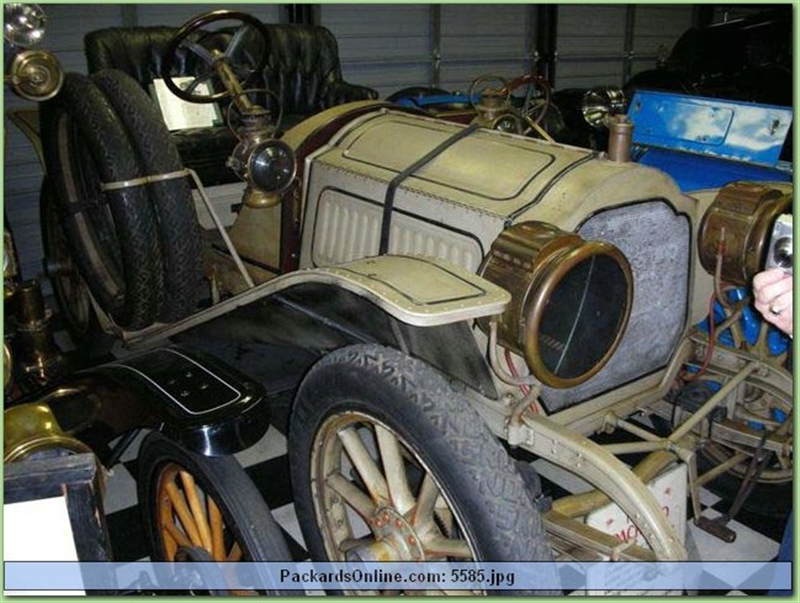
xmin=174 ymin=545 xmax=213 ymax=562
xmin=346 ymin=506 xmax=424 ymax=562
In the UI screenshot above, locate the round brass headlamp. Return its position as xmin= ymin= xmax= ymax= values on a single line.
xmin=480 ymin=222 xmax=633 ymax=389
xmin=5 ymin=49 xmax=63 ymax=101
xmin=698 ymin=181 xmax=792 ymax=286
xmin=3 ymin=3 xmax=47 ymax=48
xmin=581 ymin=86 xmax=628 ymax=128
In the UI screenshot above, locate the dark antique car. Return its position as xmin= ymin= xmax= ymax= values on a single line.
xmin=4 ymin=7 xmax=292 ymax=593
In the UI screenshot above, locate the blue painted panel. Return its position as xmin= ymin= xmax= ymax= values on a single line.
xmin=634 ymin=147 xmax=791 ymax=193
xmin=628 ymin=90 xmax=792 ymax=167
xmin=394 ymin=94 xmax=478 ymax=108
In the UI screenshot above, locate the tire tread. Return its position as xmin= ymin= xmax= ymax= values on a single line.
xmin=91 ymin=69 xmax=204 ymax=322
xmin=137 ymin=431 xmax=293 ymax=594
xmin=41 ymin=73 xmax=163 ymax=329
xmin=290 ymin=344 xmax=556 ymax=579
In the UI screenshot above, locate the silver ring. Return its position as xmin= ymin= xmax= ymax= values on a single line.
xmin=769 ymin=305 xmax=785 ymax=316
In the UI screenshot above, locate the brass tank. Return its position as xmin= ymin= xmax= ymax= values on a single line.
xmin=4 ymin=401 xmax=92 ymax=463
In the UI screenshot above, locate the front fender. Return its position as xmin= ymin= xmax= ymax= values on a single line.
xmin=127 ymin=255 xmax=511 ymax=346
xmin=304 ymin=255 xmax=511 ymax=327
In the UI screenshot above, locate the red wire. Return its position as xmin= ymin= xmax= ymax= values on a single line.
xmin=504 ymin=347 xmax=532 ymax=398
xmin=685 ymin=292 xmax=717 ymax=381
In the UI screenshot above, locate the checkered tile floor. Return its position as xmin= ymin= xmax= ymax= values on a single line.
xmin=52 ymin=331 xmax=789 ymax=596
xmin=102 ymin=426 xmax=788 ymax=595
xmin=102 ymin=423 xmax=308 ymax=565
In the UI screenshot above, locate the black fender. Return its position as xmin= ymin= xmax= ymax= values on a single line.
xmin=10 ymin=346 xmax=269 ymax=462
xmin=176 ymin=282 xmax=500 ymax=402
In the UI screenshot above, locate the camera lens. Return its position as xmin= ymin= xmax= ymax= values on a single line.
xmin=771 ymin=236 xmax=792 ymax=270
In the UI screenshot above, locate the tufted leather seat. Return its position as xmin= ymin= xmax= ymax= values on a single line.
xmin=258 ymin=24 xmax=379 ymax=129
xmin=84 ymin=22 xmax=378 ymax=186
xmin=86 ymin=26 xmax=198 ymax=89
xmin=85 ymin=26 xmax=240 ymax=186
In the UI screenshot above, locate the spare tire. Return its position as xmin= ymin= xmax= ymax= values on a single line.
xmin=41 ymin=72 xmax=164 ymax=330
xmin=40 ymin=177 xmax=115 ymax=356
xmin=91 ymin=69 xmax=204 ymax=322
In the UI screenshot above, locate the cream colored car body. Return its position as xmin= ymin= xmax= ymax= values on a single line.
xmin=133 ymin=102 xmax=790 ymax=565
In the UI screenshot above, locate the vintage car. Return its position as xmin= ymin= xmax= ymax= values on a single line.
xmin=387 ymin=73 xmax=565 ymax=142
xmin=4 ymin=8 xmax=294 ymax=593
xmin=17 ymin=8 xmax=794 ymax=594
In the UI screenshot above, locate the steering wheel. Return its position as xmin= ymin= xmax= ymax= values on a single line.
xmin=468 ymin=74 xmax=512 ymax=113
xmin=505 ymin=73 xmax=552 ymax=130
xmin=468 ymin=74 xmax=535 ymax=135
xmin=162 ymin=10 xmax=269 ymax=104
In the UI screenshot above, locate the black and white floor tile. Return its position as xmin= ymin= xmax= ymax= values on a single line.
xmin=101 ymin=425 xmax=788 ymax=595
xmin=50 ymin=329 xmax=790 ymax=596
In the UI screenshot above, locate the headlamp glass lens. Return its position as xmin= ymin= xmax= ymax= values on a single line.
xmin=4 ymin=4 xmax=47 ymax=48
xmin=249 ymin=140 xmax=296 ymax=193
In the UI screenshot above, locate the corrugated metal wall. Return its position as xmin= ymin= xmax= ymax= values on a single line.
xmin=554 ymin=4 xmax=630 ymax=89
xmin=630 ymin=5 xmax=699 ymax=76
xmin=132 ymin=4 xmax=281 ymax=27
xmin=437 ymin=4 xmax=534 ymax=93
xmin=325 ymin=4 xmax=693 ymax=94
xmin=3 ymin=3 xmax=697 ymax=287
xmin=319 ymin=4 xmax=432 ymax=97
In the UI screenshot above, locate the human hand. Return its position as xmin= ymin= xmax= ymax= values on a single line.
xmin=752 ymin=268 xmax=793 ymax=337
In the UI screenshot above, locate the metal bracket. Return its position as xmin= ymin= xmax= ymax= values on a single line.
xmin=516 ymin=412 xmax=688 ymax=560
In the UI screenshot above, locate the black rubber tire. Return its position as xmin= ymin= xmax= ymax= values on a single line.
xmin=289 ymin=344 xmax=558 ymax=595
xmin=91 ymin=69 xmax=204 ymax=322
xmin=40 ymin=72 xmax=163 ymax=330
xmin=40 ymin=178 xmax=115 ymax=356
xmin=138 ymin=431 xmax=293 ymax=595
